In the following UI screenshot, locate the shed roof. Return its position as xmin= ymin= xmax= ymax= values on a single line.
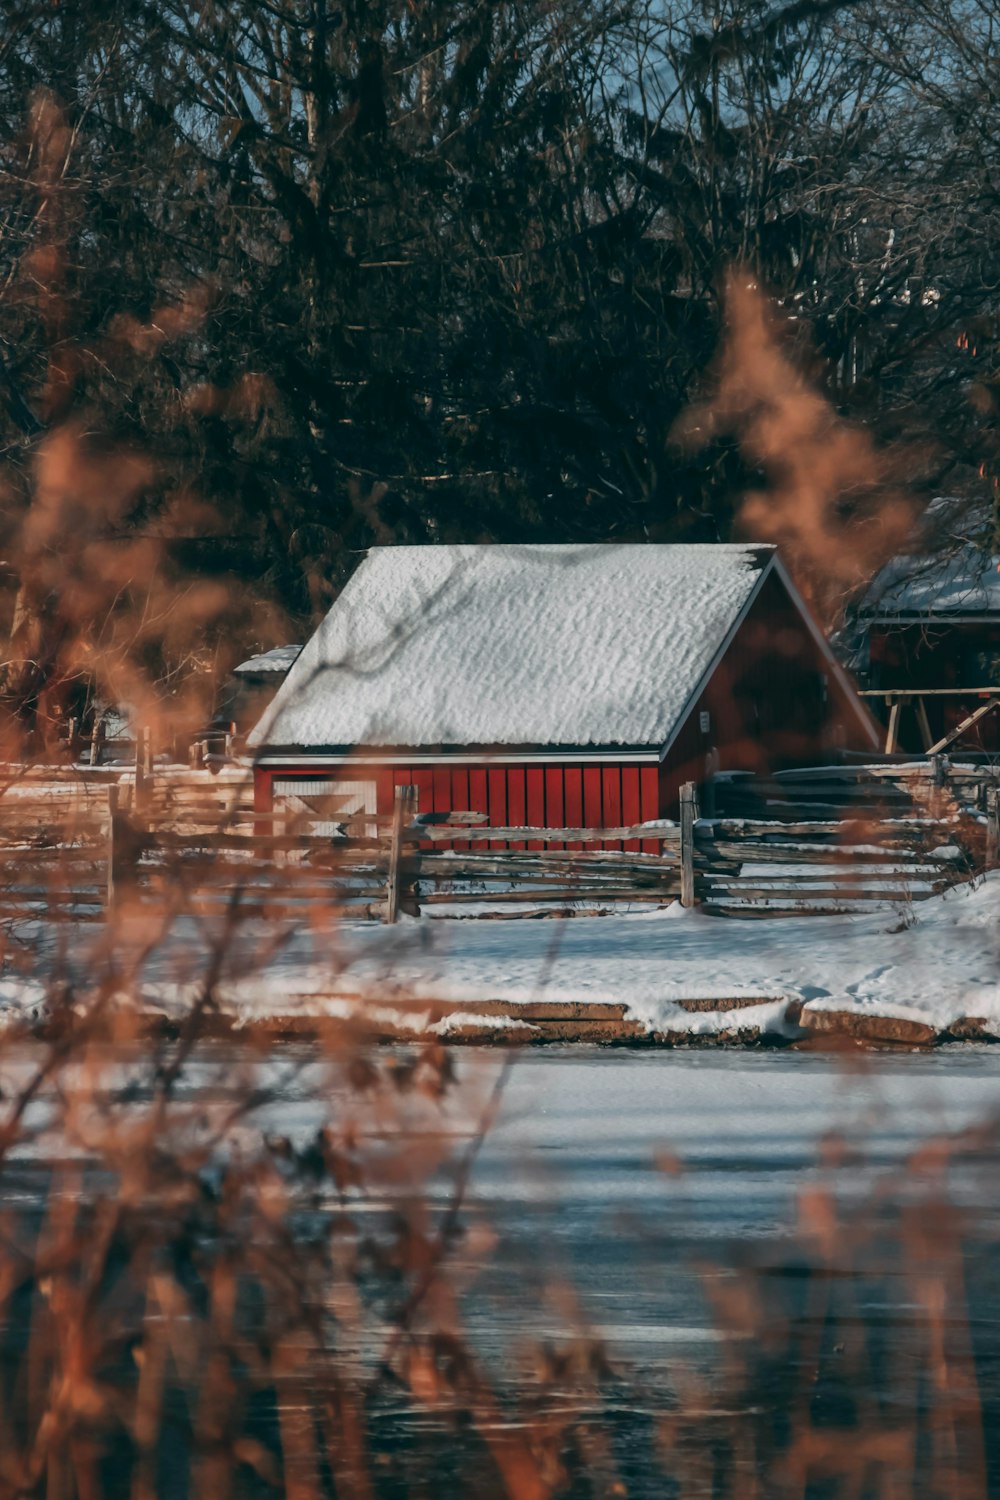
xmin=233 ymin=645 xmax=302 ymax=676
xmin=860 ymin=544 xmax=1000 ymax=620
xmin=248 ymin=542 xmax=780 ymax=752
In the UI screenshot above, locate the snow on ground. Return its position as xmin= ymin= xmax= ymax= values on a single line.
xmin=3 ymin=873 xmax=999 ymax=1037
xmin=117 ymin=871 xmax=1000 ymax=1036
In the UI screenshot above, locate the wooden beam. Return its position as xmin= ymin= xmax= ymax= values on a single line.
xmin=419 ymin=887 xmax=676 ymax=904
xmin=926 ymin=699 xmax=1000 ymax=755
xmin=417 ymin=824 xmax=680 ymax=844
xmin=858 ymin=687 xmax=1000 ymax=698
xmin=884 ymin=698 xmax=905 ymax=753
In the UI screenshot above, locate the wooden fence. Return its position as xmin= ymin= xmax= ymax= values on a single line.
xmin=392 ymin=781 xmax=974 ymax=918
xmin=116 ymin=788 xmax=690 ymax=921
xmin=54 ymin=718 xmax=237 ymax=770
xmin=0 ymin=762 xmax=994 ymax=924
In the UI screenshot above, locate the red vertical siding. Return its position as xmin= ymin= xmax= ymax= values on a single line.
xmin=268 ymin=757 xmax=676 ymax=854
xmin=639 ymin=766 xmax=659 ymax=854
xmin=253 ymin=769 xmax=273 ymax=838
xmin=433 ymin=764 xmax=451 ymax=814
xmin=488 ymin=768 xmax=507 ymax=847
xmin=253 ymin=769 xmax=272 ymax=813
xmin=469 ymin=768 xmax=489 ymax=849
xmin=507 ymin=767 xmax=526 ymax=849
xmin=545 ymin=767 xmax=564 ymax=850
xmin=526 ymin=768 xmax=545 ymax=850
xmin=622 ymin=767 xmax=640 ymax=852
xmin=583 ymin=767 xmax=602 ymax=831
xmin=411 ymin=768 xmax=434 ymax=817
xmin=450 ymin=766 xmax=470 ymax=849
xmin=602 ymin=767 xmax=622 ymax=850
xmin=564 ymin=767 xmax=583 ymax=850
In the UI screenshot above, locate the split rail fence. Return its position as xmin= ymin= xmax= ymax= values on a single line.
xmin=0 ymin=759 xmax=996 ymax=924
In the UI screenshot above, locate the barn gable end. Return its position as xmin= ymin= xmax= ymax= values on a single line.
xmin=655 ymin=560 xmax=880 ymax=811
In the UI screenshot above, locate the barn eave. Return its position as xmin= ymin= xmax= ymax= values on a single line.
xmin=252 ymin=744 xmax=665 ymax=767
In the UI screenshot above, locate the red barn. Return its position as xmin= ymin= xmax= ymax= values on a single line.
xmin=248 ymin=543 xmax=878 ymax=836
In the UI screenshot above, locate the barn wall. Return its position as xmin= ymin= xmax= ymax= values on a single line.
xmin=253 ymin=761 xmax=662 ymax=850
xmin=658 ymin=569 xmax=875 ymax=811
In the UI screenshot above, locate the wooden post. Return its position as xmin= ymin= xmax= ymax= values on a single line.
xmin=134 ymin=727 xmax=152 ymax=813
xmin=386 ymin=784 xmax=418 ymax=924
xmin=987 ymin=787 xmax=1000 ymax=869
xmin=89 ymin=714 xmax=104 ymax=768
xmin=680 ymin=781 xmax=698 ymax=909
xmin=106 ymin=783 xmax=119 ymax=911
xmin=884 ymin=697 xmax=904 ymax=754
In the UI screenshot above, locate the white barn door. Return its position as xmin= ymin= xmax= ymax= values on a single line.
xmin=272 ymin=778 xmax=378 ymax=837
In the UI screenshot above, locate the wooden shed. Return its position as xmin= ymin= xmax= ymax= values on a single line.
xmin=856 ymin=542 xmax=1000 ymax=751
xmin=218 ymin=645 xmax=302 ymax=736
xmin=247 ymin=543 xmax=878 ymax=835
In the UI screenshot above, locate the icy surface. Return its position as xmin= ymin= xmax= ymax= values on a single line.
xmin=249 ymin=543 xmax=771 ymax=749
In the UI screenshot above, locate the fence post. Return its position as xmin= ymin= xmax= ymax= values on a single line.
xmin=680 ymin=781 xmax=698 ymax=908
xmin=106 ymin=783 xmax=120 ymax=911
xmin=89 ymin=714 xmax=104 ymax=768
xmin=385 ymin=784 xmax=418 ymax=924
xmin=987 ymin=787 xmax=1000 ymax=869
xmin=926 ymin=753 xmax=946 ymax=819
xmin=134 ymin=727 xmax=153 ymax=814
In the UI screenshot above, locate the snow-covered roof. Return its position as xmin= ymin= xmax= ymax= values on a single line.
xmin=249 ymin=543 xmax=777 ymax=751
xmin=233 ymin=645 xmax=302 ymax=676
xmin=860 ymin=544 xmax=1000 ymax=618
